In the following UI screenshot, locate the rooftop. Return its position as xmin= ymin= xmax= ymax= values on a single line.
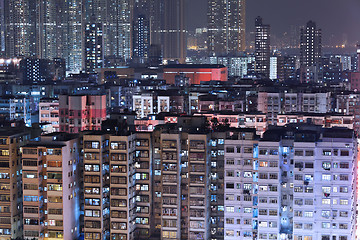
xmin=164 ymin=64 xmax=226 ymax=69
xmin=261 ymin=124 xmax=354 ymax=142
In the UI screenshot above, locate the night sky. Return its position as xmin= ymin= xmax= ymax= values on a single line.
xmin=187 ymin=0 xmax=360 ymax=45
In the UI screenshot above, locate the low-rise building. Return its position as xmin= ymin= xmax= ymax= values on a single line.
xmin=59 ymin=95 xmax=106 ymax=133
xmin=39 ymin=98 xmax=59 ymax=134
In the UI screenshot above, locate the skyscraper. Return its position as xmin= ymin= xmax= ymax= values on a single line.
xmin=300 ymin=21 xmax=322 ymax=67
xmin=0 ymin=0 xmax=5 ymax=54
xmin=223 ymin=125 xmax=357 ymax=240
xmin=164 ymin=0 xmax=186 ymax=63
xmin=133 ymin=14 xmax=150 ymax=64
xmin=299 ymin=21 xmax=322 ymax=83
xmin=132 ymin=0 xmax=151 ymax=64
xmin=83 ymin=0 xmax=133 ymax=65
xmin=255 ymin=16 xmax=270 ymax=78
xmin=84 ymin=18 xmax=103 ymax=73
xmin=104 ymin=0 xmax=133 ymax=62
xmin=83 ymin=132 xmax=153 ymax=240
xmin=38 ymin=0 xmax=64 ymax=60
xmin=207 ymin=0 xmax=246 ymax=56
xmin=4 ymin=0 xmax=38 ymax=57
xmin=4 ymin=0 xmax=83 ymax=73
xmin=66 ymin=0 xmax=83 ymax=73
xmin=152 ymin=0 xmax=186 ymax=63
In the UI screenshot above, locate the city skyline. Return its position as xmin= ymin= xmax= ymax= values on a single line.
xmin=0 ymin=2 xmax=359 ymax=239
xmin=188 ymin=0 xmax=360 ymax=46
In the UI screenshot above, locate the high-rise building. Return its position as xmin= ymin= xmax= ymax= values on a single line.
xmin=84 ymin=19 xmax=103 ymax=73
xmin=223 ymin=125 xmax=357 ymax=240
xmin=4 ymin=0 xmax=83 ymax=73
xmin=152 ymin=123 xmax=211 ymax=239
xmin=65 ymin=0 xmax=83 ymax=73
xmin=299 ymin=22 xmax=322 ymax=83
xmin=255 ymin=16 xmax=270 ymax=78
xmin=133 ymin=0 xmax=152 ymax=64
xmin=83 ymin=133 xmax=109 ymax=240
xmin=4 ymin=0 xmax=38 ymax=57
xmin=300 ymin=21 xmax=322 ymax=67
xmin=84 ymin=0 xmax=133 ymax=64
xmin=133 ymin=14 xmax=150 ymax=64
xmin=207 ymin=0 xmax=246 ymax=56
xmin=21 ymin=133 xmax=81 ymax=239
xmin=277 ymin=56 xmax=296 ymax=81
xmin=83 ymin=132 xmax=153 ymax=240
xmin=152 ymin=0 xmax=186 ymax=63
xmin=0 ymin=128 xmax=32 ymax=239
xmin=38 ymin=0 xmax=66 ymax=60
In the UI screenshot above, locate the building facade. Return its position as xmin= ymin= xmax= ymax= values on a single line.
xmin=0 ymin=128 xmax=31 ymax=239
xmin=255 ymin=17 xmax=270 ymax=78
xmin=84 ymin=21 xmax=103 ymax=73
xmin=59 ymin=95 xmax=106 ymax=133
xmin=223 ymin=126 xmax=357 ymax=240
xmin=207 ymin=0 xmax=246 ymax=56
xmin=39 ymin=98 xmax=59 ymax=134
xmin=21 ymin=133 xmax=81 ymax=239
xmin=300 ymin=21 xmax=322 ymax=68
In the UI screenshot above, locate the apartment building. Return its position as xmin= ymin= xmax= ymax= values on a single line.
xmin=0 ymin=96 xmax=31 ymax=127
xmin=39 ymin=98 xmax=59 ymax=134
xmin=0 ymin=128 xmax=32 ymax=239
xmin=0 ymin=114 xmax=357 ymax=240
xmin=258 ymin=92 xmax=332 ymax=124
xmin=133 ymin=95 xmax=155 ymax=119
xmin=223 ymin=125 xmax=357 ymax=240
xmin=21 ymin=133 xmax=81 ymax=240
xmin=83 ymin=132 xmax=152 ymax=240
xmin=336 ymin=93 xmax=360 ymax=134
xmin=59 ymin=95 xmax=106 ymax=133
xmin=83 ymin=133 xmax=109 ymax=240
xmin=133 ymin=94 xmax=173 ymax=119
xmin=109 ymin=133 xmax=152 ymax=239
xmin=209 ymin=131 xmax=227 ymax=240
xmin=152 ymin=125 xmax=211 ymax=240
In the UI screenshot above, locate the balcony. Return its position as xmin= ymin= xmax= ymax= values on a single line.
xmin=189 ymin=176 xmax=205 ymax=185
xmin=162 ymin=140 xmax=177 ymax=151
xmin=162 ymin=175 xmax=177 ymax=183
xmin=162 ymin=152 xmax=177 ymax=161
xmin=189 ymin=198 xmax=205 ymax=206
xmin=189 ymin=141 xmax=205 ymax=152
xmin=189 ymin=165 xmax=205 ymax=173
xmin=190 ymin=210 xmax=205 ymax=218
